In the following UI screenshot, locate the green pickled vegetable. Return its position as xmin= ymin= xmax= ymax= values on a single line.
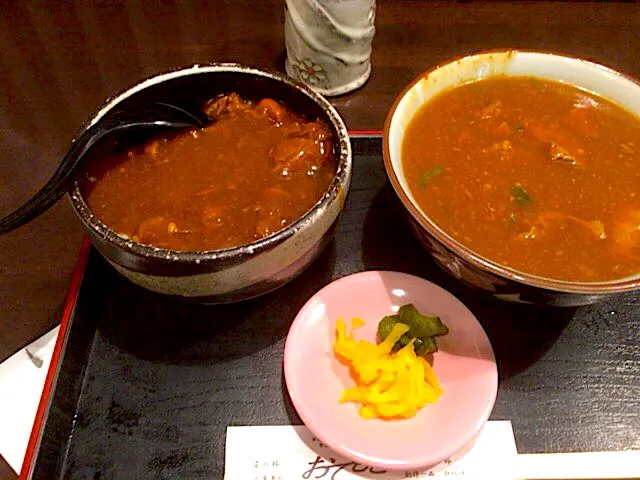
xmin=377 ymin=315 xmax=399 ymax=342
xmin=421 ymin=336 xmax=438 ymax=355
xmin=408 ymin=337 xmax=428 ymax=356
xmin=397 ymin=333 xmax=412 ymax=347
xmin=397 ymin=304 xmax=449 ymax=338
xmin=391 ymin=334 xmax=427 ymax=355
xmin=376 ymin=303 xmax=448 ymax=358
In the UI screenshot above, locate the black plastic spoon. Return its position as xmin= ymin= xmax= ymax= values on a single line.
xmin=0 ymin=102 xmax=206 ymax=235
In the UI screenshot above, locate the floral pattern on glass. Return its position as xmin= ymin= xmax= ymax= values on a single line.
xmin=291 ymin=58 xmax=328 ymax=87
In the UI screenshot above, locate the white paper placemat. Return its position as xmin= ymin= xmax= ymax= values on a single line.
xmin=225 ymin=421 xmax=518 ymax=479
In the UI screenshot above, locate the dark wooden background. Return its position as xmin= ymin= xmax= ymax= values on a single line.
xmin=1 ymin=1 xmax=639 ymax=476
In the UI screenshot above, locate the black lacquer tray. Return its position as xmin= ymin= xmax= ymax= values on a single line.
xmin=23 ymin=136 xmax=640 ymax=480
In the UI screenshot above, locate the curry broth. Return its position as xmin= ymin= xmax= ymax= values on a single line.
xmin=82 ymin=94 xmax=337 ymax=251
xmin=402 ymin=76 xmax=640 ymax=282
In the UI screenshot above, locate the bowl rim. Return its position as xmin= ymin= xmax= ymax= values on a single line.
xmin=69 ymin=63 xmax=351 ymax=265
xmin=383 ymin=48 xmax=640 ymax=294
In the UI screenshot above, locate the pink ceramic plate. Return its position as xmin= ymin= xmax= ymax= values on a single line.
xmin=284 ymin=270 xmax=498 ymax=471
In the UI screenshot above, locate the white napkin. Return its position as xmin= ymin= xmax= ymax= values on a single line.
xmin=0 ymin=326 xmax=59 ymax=474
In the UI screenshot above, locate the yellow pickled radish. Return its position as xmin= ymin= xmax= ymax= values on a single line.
xmin=334 ymin=318 xmax=443 ymax=420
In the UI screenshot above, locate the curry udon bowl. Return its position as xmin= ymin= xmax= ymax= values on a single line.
xmin=69 ymin=64 xmax=351 ymax=303
xmin=384 ymin=50 xmax=640 ymax=307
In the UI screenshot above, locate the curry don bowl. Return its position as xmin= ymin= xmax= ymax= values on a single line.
xmin=69 ymin=64 xmax=351 ymax=303
xmin=384 ymin=50 xmax=640 ymax=306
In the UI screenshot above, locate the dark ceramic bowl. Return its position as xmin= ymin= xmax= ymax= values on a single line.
xmin=383 ymin=50 xmax=640 ymax=307
xmin=69 ymin=64 xmax=351 ymax=303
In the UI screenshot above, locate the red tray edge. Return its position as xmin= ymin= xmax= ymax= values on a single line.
xmin=20 ymin=236 xmax=93 ymax=479
xmin=348 ymin=129 xmax=382 ymax=137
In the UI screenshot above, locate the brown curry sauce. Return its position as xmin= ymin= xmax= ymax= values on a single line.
xmin=82 ymin=94 xmax=337 ymax=251
xmin=403 ymin=77 xmax=640 ymax=282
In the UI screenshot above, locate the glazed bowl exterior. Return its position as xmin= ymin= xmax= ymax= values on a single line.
xmin=383 ymin=50 xmax=640 ymax=306
xmin=69 ymin=64 xmax=352 ymax=303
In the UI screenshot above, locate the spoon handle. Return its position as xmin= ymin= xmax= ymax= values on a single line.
xmin=0 ymin=101 xmax=203 ymax=236
xmin=0 ymin=127 xmax=103 ymax=235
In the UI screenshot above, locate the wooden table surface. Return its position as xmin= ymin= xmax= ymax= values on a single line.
xmin=2 ymin=0 xmax=640 ymax=373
